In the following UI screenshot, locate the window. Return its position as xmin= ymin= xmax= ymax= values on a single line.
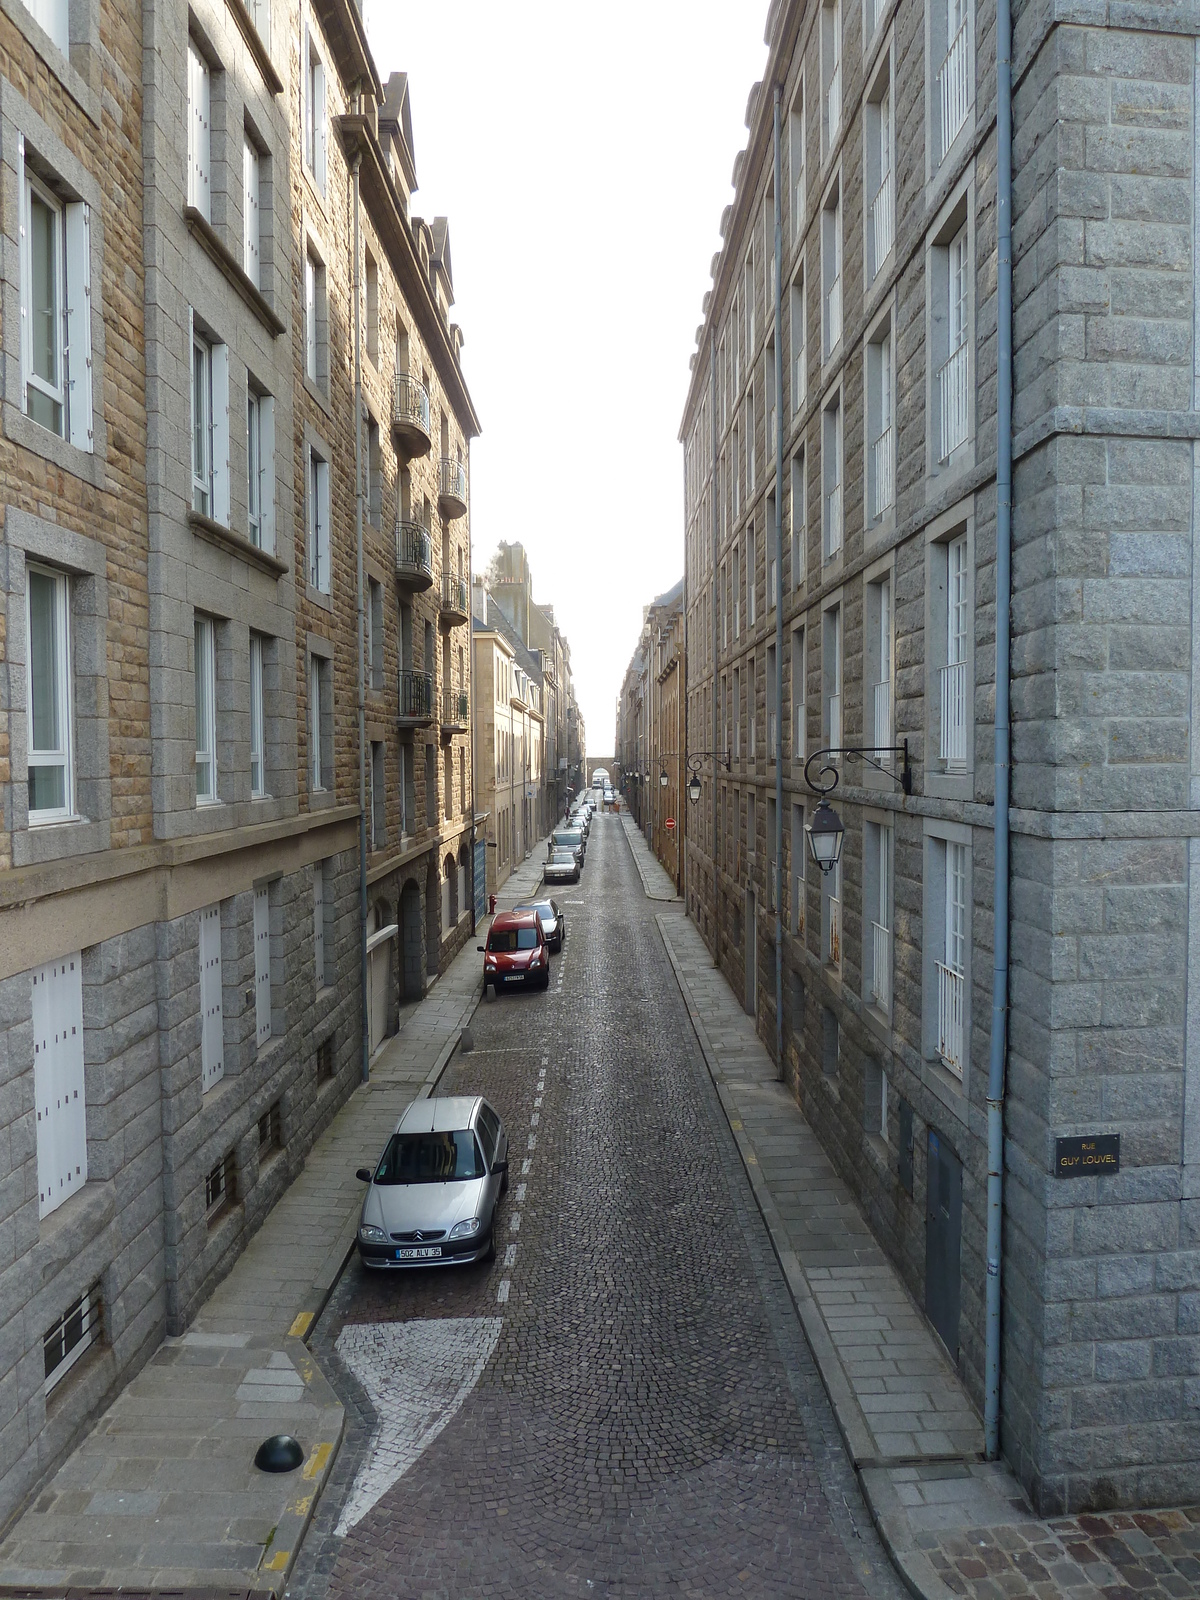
xmin=791 ymin=624 xmax=806 ymax=762
xmin=316 ymin=1035 xmax=333 ymax=1083
xmin=868 ymin=574 xmax=893 ymax=754
xmin=254 ymin=883 xmax=272 ymax=1048
xmin=187 ymin=42 xmax=211 ymax=221
xmin=936 ymin=0 xmax=972 ymax=163
xmin=744 ymin=252 xmax=755 ymax=355
xmin=243 ymin=135 xmax=260 ymax=285
xmin=749 ymin=656 xmax=757 ymax=759
xmin=733 ymin=543 xmax=741 ymax=637
xmin=822 ymin=184 xmax=842 ymax=356
xmin=939 ymin=226 xmax=970 ymax=462
xmin=865 ymin=819 xmax=892 ymax=1012
xmin=250 ymin=632 xmax=266 ymax=797
xmin=942 ymin=534 xmax=968 ymax=762
xmin=249 ymin=0 xmax=269 ymax=40
xmin=822 ymin=0 xmax=841 ymax=152
xmin=937 ymin=839 xmax=968 ymax=1075
xmin=823 ymin=605 xmax=841 ymax=751
xmin=258 ymin=1100 xmax=282 ymax=1160
xmin=368 ymin=419 xmax=382 ymax=528
xmin=191 ymin=325 xmax=213 ymax=516
xmin=766 ymin=642 xmax=777 ymax=759
xmin=866 ymin=324 xmax=894 ymax=523
xmin=371 ymin=740 xmax=385 ymax=848
xmin=789 ymin=82 xmax=805 ymax=241
xmin=194 ymin=613 xmax=217 ymax=803
xmin=791 ymin=802 xmax=806 ymax=935
xmin=26 ymin=565 xmax=73 ymax=820
xmin=304 ymin=27 xmax=327 ymax=193
xmin=864 ymin=1057 xmax=887 ymax=1141
xmin=31 ymin=951 xmax=85 ymax=1219
xmin=823 ymin=853 xmax=842 ymax=968
xmin=733 ymin=664 xmax=741 ymax=758
xmin=20 ymin=0 xmax=69 ymax=53
xmin=790 ymin=449 xmax=806 ymax=587
xmin=767 ymin=493 xmax=778 ymax=613
xmin=747 ymin=523 xmax=757 ymax=626
xmin=304 ymin=249 xmax=325 ymax=384
xmin=790 ymin=268 xmax=806 ymax=413
xmin=822 ymin=1004 xmax=839 ymax=1075
xmin=198 ymin=902 xmax=223 ymax=1091
xmin=308 ymin=447 xmax=330 ymax=592
xmin=866 ymin=69 xmax=893 ymax=281
xmin=43 ymin=1279 xmax=102 ymax=1394
xmin=20 ymin=147 xmax=92 ymax=450
xmin=309 ymin=654 xmax=330 ymax=791
xmin=205 ymin=1151 xmax=235 ymax=1224
xmin=368 ymin=579 xmax=384 ymax=690
xmin=365 ymin=248 xmax=379 ymax=365
xmin=767 ymin=796 xmax=778 ymax=911
xmin=247 ymin=388 xmax=274 ymax=551
xmin=823 ymin=396 xmax=842 ymax=560
xmin=313 ymin=860 xmax=328 ymax=987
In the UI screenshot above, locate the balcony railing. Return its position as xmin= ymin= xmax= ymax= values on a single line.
xmin=827 ymin=894 xmax=841 ymax=966
xmin=873 ymin=679 xmax=892 ymax=754
xmin=826 ymin=483 xmax=842 ymax=557
xmin=871 ymin=167 xmax=894 ymax=271
xmin=442 ymin=689 xmax=470 ymax=730
xmin=872 ymin=922 xmax=891 ymax=1011
xmin=826 ymin=274 xmax=842 ymax=351
xmin=938 ymin=342 xmax=969 ymax=461
xmin=939 ymin=660 xmax=967 ymax=763
xmin=828 ymin=692 xmax=841 ymax=751
xmin=939 ymin=23 xmax=970 ymax=157
xmin=872 ymin=426 xmax=894 ymax=518
xmin=937 ymin=960 xmax=965 ymax=1076
xmin=826 ymin=60 xmax=841 ymax=139
xmin=391 ymin=371 xmax=431 ymax=455
xmin=440 ymin=571 xmax=469 ymax=623
xmin=398 ymin=669 xmax=434 ymax=725
xmin=394 ymin=519 xmax=434 ymax=589
xmin=438 ymin=456 xmax=468 ymax=517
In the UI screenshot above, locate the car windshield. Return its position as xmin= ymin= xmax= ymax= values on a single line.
xmin=515 ymin=901 xmax=556 ymax=920
xmin=554 ymin=831 xmax=581 ymax=844
xmin=488 ymin=926 xmax=539 ymax=951
xmin=549 ymin=852 xmax=574 ymax=865
xmin=374 ymin=1130 xmax=485 ymax=1184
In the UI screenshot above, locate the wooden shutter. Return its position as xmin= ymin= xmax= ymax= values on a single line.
xmin=32 ymin=953 xmax=86 ymax=1219
xmin=243 ymin=140 xmax=260 ymax=285
xmin=64 ymin=203 xmax=93 ymax=450
xmin=199 ymin=904 xmax=224 ymax=1091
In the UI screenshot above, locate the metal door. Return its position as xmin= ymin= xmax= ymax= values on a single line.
xmin=925 ymin=1128 xmax=962 ymax=1361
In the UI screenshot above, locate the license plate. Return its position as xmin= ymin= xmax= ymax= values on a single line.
xmin=504 ymin=974 xmax=523 ymax=983
xmin=396 ymin=1246 xmax=442 ymax=1260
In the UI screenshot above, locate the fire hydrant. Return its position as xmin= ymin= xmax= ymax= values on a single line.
xmin=488 ymin=894 xmax=496 ymax=914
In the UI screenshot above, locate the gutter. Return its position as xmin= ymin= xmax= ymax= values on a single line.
xmin=985 ymin=0 xmax=1014 ymax=1461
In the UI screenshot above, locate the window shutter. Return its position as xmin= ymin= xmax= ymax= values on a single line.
xmin=199 ymin=904 xmax=224 ymax=1091
xmin=259 ymin=395 xmax=275 ymax=554
xmin=188 ymin=45 xmax=211 ymax=220
xmin=32 ymin=954 xmax=86 ymax=1220
xmin=243 ymin=140 xmax=260 ymax=285
xmin=65 ymin=203 xmax=93 ymax=451
xmin=210 ymin=342 xmax=230 ymax=526
xmin=254 ymin=886 xmax=272 ymax=1047
xmin=313 ymin=863 xmax=325 ymax=986
xmin=315 ymin=58 xmax=327 ymax=190
xmin=18 ymin=135 xmax=29 ymax=412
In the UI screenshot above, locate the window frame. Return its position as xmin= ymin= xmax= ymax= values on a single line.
xmin=191 ymin=323 xmax=212 ymax=515
xmin=22 ymin=167 xmax=66 ymax=436
xmin=304 ymin=23 xmax=328 ymax=194
xmin=308 ymin=446 xmax=330 ymax=593
xmin=25 ymin=562 xmax=74 ymax=822
xmin=249 ymin=630 xmax=266 ymax=798
xmin=194 ymin=612 xmax=218 ymax=804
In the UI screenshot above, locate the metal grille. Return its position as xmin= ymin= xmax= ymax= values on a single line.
xmin=44 ymin=1279 xmax=102 ymax=1394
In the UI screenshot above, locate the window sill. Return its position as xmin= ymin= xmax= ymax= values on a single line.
xmin=224 ymin=0 xmax=284 ymax=93
xmin=302 ymin=371 xmax=332 ymax=418
xmin=13 ymin=815 xmax=109 ymax=868
xmin=188 ymin=509 xmax=288 ymax=577
xmin=306 ymin=583 xmax=334 ymax=612
xmin=310 ymin=789 xmax=336 ymax=811
xmin=184 ymin=207 xmax=286 ymax=337
xmin=5 ymin=404 xmax=103 ymax=486
xmin=0 ymin=0 xmax=101 ymax=124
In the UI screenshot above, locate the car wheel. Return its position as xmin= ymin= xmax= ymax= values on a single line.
xmin=500 ymin=1165 xmax=509 ymax=1197
xmin=540 ymin=969 xmax=551 ymax=991
xmin=484 ymin=1223 xmax=496 ymax=1263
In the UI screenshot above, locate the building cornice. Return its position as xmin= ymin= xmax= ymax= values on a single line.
xmin=312 ymin=0 xmax=382 ymax=102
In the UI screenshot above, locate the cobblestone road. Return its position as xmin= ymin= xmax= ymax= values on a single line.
xmin=286 ymin=812 xmax=909 ymax=1600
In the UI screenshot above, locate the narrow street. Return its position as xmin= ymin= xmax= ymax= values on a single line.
xmin=287 ymin=809 xmax=908 ymax=1600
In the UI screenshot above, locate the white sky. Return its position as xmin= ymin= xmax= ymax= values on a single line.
xmin=362 ymin=1 xmax=769 ymax=756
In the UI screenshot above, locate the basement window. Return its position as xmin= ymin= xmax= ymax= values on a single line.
xmin=44 ymin=1279 xmax=102 ymax=1394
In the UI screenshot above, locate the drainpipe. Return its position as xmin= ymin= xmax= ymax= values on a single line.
xmin=985 ymin=0 xmax=1013 ymax=1462
xmin=469 ymin=478 xmax=476 ymax=935
xmin=709 ymin=330 xmax=720 ymax=969
xmin=772 ymin=85 xmax=785 ymax=1082
xmin=351 ymin=151 xmax=369 ymax=1085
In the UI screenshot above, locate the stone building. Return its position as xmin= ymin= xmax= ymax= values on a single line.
xmin=471 ymin=582 xmax=546 ymax=894
xmin=0 ymin=0 xmax=477 ymax=1528
xmin=617 ymin=581 xmax=686 ymax=891
xmin=680 ymin=0 xmax=1200 ymax=1512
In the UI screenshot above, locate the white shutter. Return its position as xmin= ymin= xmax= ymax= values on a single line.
xmin=210 ymin=342 xmax=230 ymax=526
xmin=254 ymin=886 xmax=272 ymax=1047
xmin=17 ymin=135 xmax=29 ymax=412
xmin=188 ymin=44 xmax=211 ymax=220
xmin=313 ymin=863 xmax=325 ymax=987
xmin=314 ymin=57 xmax=327 ymax=191
xmin=32 ymin=953 xmax=86 ymax=1220
xmin=199 ymin=904 xmax=224 ymax=1092
xmin=304 ymin=255 xmax=316 ymax=379
xmin=65 ymin=203 xmax=93 ymax=451
xmin=243 ymin=140 xmax=260 ymax=285
xmin=259 ymin=395 xmax=275 ymax=554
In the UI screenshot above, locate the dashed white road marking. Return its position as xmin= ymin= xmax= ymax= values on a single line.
xmin=534 ymin=1095 xmax=543 ymax=1108
xmin=497 ymin=1279 xmax=510 ymax=1303
xmin=521 ymin=1158 xmax=532 ymax=1175
xmin=530 ymin=1112 xmax=540 ymax=1127
xmin=510 ymin=1212 xmax=521 ymax=1232
xmin=334 ymin=1318 xmax=502 ymax=1535
xmin=541 ymin=1055 xmax=549 ymax=1065
xmin=527 ymin=1134 xmax=537 ymax=1150
xmin=504 ymin=1243 xmax=518 ymax=1266
xmin=515 ymin=1184 xmax=526 ymax=1203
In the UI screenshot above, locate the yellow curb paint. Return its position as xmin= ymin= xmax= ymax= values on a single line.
xmin=263 ymin=1550 xmax=290 ymax=1571
xmin=729 ymin=1120 xmax=743 ymax=1130
xmin=303 ymin=1441 xmax=334 ymax=1479
xmin=287 ymin=1493 xmax=315 ymax=1516
xmin=288 ymin=1312 xmax=313 ymax=1338
xmin=745 ymin=1155 xmax=758 ymax=1165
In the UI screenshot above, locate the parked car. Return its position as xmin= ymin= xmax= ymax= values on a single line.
xmin=543 ymin=848 xmax=580 ymax=887
xmin=478 ymin=909 xmax=550 ymax=995
xmin=551 ymin=827 xmax=585 ymax=867
xmin=354 ymin=1095 xmax=509 ymax=1268
xmin=570 ymin=808 xmax=590 ymax=838
xmin=513 ymin=898 xmax=565 ymax=951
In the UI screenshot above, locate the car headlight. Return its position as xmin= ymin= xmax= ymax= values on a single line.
xmin=358 ymin=1224 xmax=388 ymax=1244
xmin=449 ymin=1217 xmax=482 ymax=1239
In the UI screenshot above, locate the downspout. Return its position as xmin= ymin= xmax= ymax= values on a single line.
xmin=682 ymin=454 xmax=689 ymax=909
xmin=709 ymin=330 xmax=720 ymax=969
xmin=468 ymin=479 xmax=476 ymax=935
xmin=351 ymin=151 xmax=369 ymax=1085
xmin=985 ymin=0 xmax=1014 ymax=1462
xmin=772 ymin=85 xmax=786 ymax=1082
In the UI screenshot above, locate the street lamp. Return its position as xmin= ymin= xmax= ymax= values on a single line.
xmin=683 ymin=750 xmax=729 ymax=805
xmin=659 ymin=768 xmax=669 ymax=789
xmin=805 ymin=796 xmax=845 ymax=874
xmin=801 ymin=738 xmax=912 ymax=874
xmin=687 ymin=772 xmax=702 ymax=805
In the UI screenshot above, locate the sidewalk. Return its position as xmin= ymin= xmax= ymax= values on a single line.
xmin=638 ymin=888 xmax=1200 ymax=1599
xmin=0 ymin=842 xmax=553 ymax=1598
xmin=619 ymin=809 xmax=680 ymax=901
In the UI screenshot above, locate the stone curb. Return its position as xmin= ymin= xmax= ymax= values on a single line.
xmin=655 ymin=911 xmax=944 ymax=1600
xmin=619 ymin=814 xmax=681 ymax=902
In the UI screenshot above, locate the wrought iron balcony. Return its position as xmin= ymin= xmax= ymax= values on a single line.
xmin=439 ymin=571 xmax=469 ymax=625
xmin=392 ymin=371 xmax=431 ymax=456
xmin=398 ymin=669 xmax=434 ymax=726
xmin=394 ymin=520 xmax=434 ymax=590
xmin=937 ymin=960 xmax=964 ymax=1077
xmin=441 ymin=689 xmax=470 ymax=733
xmin=872 ymin=921 xmax=891 ymax=1012
xmin=438 ymin=456 xmax=468 ymax=519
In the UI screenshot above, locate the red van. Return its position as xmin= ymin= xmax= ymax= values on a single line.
xmin=478 ymin=909 xmax=549 ymax=998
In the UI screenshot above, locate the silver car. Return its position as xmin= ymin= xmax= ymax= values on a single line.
xmin=544 ymin=848 xmax=579 ymax=886
xmin=355 ymin=1096 xmax=509 ymax=1268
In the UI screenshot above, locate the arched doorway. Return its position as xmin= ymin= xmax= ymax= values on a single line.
xmin=400 ymin=879 xmax=422 ymax=1000
xmin=443 ymin=854 xmax=457 ymax=931
xmin=458 ymin=845 xmax=470 ymax=925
